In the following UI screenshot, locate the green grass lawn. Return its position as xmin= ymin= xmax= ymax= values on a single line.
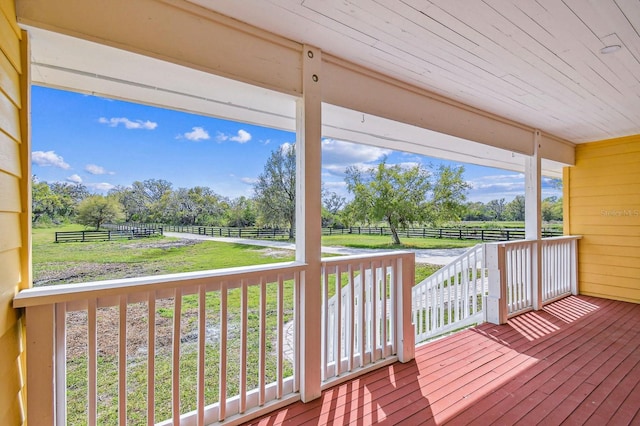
xmin=321 ymin=234 xmax=477 ymax=249
xmin=33 ymin=225 xmax=297 ymax=285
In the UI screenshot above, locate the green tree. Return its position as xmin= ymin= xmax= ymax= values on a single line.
xmin=76 ymin=195 xmax=124 ymax=230
xmin=463 ymin=201 xmax=493 ymax=221
xmin=109 ymin=185 xmax=140 ymax=222
xmin=226 ymin=196 xmax=257 ymax=227
xmin=322 ymin=191 xmax=346 ymax=227
xmin=253 ymin=144 xmax=296 ymax=238
xmin=164 ymin=186 xmax=226 ymax=225
xmin=487 ymin=198 xmax=507 ymax=221
xmin=32 ymin=178 xmax=62 ymax=224
xmin=505 ymin=195 xmax=525 ymax=221
xmin=429 ymin=165 xmax=470 ymax=226
xmin=542 ymin=196 xmax=563 ymax=221
xmin=345 ymin=160 xmax=468 ymax=245
xmin=49 ymin=182 xmax=89 ymax=218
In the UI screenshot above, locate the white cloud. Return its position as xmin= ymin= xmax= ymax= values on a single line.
xmin=66 ymin=174 xmax=83 ymax=184
xmin=322 ymin=139 xmax=391 ymax=165
xmin=85 ymin=164 xmax=114 ymax=175
xmin=324 ymin=180 xmax=347 ymax=190
xmin=217 ymin=129 xmax=252 ymax=144
xmin=321 ymin=139 xmax=392 ymax=177
xmin=99 ymin=117 xmax=157 ymax=130
xmin=86 ymin=182 xmax=116 ymax=192
xmin=466 ymin=173 xmax=526 ymax=202
xmin=182 ymin=127 xmax=210 ymax=141
xmin=280 ymin=142 xmax=295 ymax=154
xmin=231 ymin=129 xmax=251 ymax=143
xmin=240 ymin=177 xmax=258 ymax=184
xmin=32 ymin=151 xmax=71 ymax=169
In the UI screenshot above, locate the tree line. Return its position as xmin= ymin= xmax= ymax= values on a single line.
xmin=463 ymin=196 xmax=563 ymax=222
xmin=32 ymin=144 xmax=561 ymax=243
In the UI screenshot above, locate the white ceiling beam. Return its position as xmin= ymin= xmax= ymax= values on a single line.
xmin=17 ymin=0 xmax=303 ymax=96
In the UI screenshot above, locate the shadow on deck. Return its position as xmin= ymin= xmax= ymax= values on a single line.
xmin=245 ymin=295 xmax=640 ymax=425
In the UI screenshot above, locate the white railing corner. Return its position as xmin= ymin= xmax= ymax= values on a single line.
xmin=485 ymin=243 xmax=507 ymax=325
xmin=396 ymin=254 xmax=415 ymax=363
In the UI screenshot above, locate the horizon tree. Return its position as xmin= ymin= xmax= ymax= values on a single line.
xmin=345 ymin=160 xmax=468 ymax=245
xmin=253 ymin=144 xmax=296 ymax=238
xmin=76 ymin=195 xmax=124 ymax=230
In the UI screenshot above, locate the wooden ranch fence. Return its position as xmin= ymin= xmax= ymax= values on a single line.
xmin=55 ymin=228 xmax=162 ymax=243
xmin=111 ymin=223 xmax=562 ymax=242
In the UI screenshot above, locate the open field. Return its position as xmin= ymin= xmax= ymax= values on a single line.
xmin=321 ymin=234 xmax=476 ymax=249
xmin=33 ymin=225 xmax=296 ymax=286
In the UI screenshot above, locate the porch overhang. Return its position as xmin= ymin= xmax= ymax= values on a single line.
xmin=22 ymin=18 xmax=573 ymax=177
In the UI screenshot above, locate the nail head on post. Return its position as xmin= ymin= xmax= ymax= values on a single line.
xmin=312 ymin=74 xmax=319 ymax=82
xmin=307 ymin=50 xmax=314 ymax=58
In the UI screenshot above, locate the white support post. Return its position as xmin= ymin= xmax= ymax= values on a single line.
xmin=296 ymin=45 xmax=323 ymax=403
xmin=26 ymin=304 xmax=56 ymax=424
xmin=525 ymin=130 xmax=543 ymax=310
xmin=485 ymin=243 xmax=507 ymax=324
xmin=570 ymin=239 xmax=579 ymax=295
xmin=395 ymin=254 xmax=415 ymax=363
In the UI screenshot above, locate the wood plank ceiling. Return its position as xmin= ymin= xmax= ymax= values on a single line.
xmin=191 ymin=0 xmax=640 ymax=144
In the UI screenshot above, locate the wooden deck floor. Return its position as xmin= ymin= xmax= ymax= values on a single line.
xmin=244 ymin=295 xmax=640 ymax=425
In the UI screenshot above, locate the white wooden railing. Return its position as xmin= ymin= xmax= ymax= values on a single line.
xmin=411 ymin=244 xmax=486 ymax=343
xmin=14 ymin=262 xmax=305 ymax=426
xmin=503 ymin=240 xmax=535 ymax=315
xmin=320 ymin=252 xmax=415 ymax=386
xmin=541 ymin=236 xmax=579 ymax=302
xmin=486 ymin=236 xmax=580 ymax=324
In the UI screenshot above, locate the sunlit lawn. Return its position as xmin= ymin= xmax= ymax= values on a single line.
xmin=321 ymin=233 xmax=477 ymax=249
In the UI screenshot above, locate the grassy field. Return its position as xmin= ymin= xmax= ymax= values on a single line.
xmin=33 ymin=225 xmax=297 ymax=286
xmin=321 ymin=234 xmax=477 ymax=249
xmin=33 ymin=225 xmax=447 ymax=423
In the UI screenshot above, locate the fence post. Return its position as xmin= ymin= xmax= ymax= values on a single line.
xmin=396 ymin=254 xmax=415 ymax=362
xmin=485 ymin=243 xmax=507 ymax=324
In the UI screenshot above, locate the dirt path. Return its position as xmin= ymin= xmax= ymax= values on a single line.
xmin=164 ymin=231 xmax=467 ymax=265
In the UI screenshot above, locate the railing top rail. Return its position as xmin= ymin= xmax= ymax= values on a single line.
xmin=540 ymin=235 xmax=583 ymax=243
xmin=485 ymin=235 xmax=581 ymax=248
xmin=14 ymin=261 xmax=307 ymax=308
xmin=321 ymin=251 xmax=414 ymax=265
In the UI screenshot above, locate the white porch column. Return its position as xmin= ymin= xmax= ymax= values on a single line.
xmin=485 ymin=243 xmax=507 ymax=325
xmin=296 ymin=45 xmax=323 ymax=402
xmin=525 ymin=130 xmax=543 ymax=310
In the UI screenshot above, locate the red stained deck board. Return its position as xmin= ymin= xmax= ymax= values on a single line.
xmin=584 ymin=354 xmax=640 ymax=425
xmin=317 ymin=330 xmax=527 ymax=425
xmin=474 ymin=301 xmax=637 ymax=423
xmin=243 ymin=296 xmax=640 ymax=426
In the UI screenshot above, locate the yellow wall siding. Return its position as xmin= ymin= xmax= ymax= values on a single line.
xmin=0 ymin=0 xmax=26 ymax=424
xmin=566 ymin=135 xmax=640 ymax=303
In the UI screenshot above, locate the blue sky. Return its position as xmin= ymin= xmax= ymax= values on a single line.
xmin=31 ymin=86 xmax=561 ymax=203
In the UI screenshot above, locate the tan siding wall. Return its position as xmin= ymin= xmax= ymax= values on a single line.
xmin=0 ymin=0 xmax=27 ymax=424
xmin=566 ymin=135 xmax=640 ymax=303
